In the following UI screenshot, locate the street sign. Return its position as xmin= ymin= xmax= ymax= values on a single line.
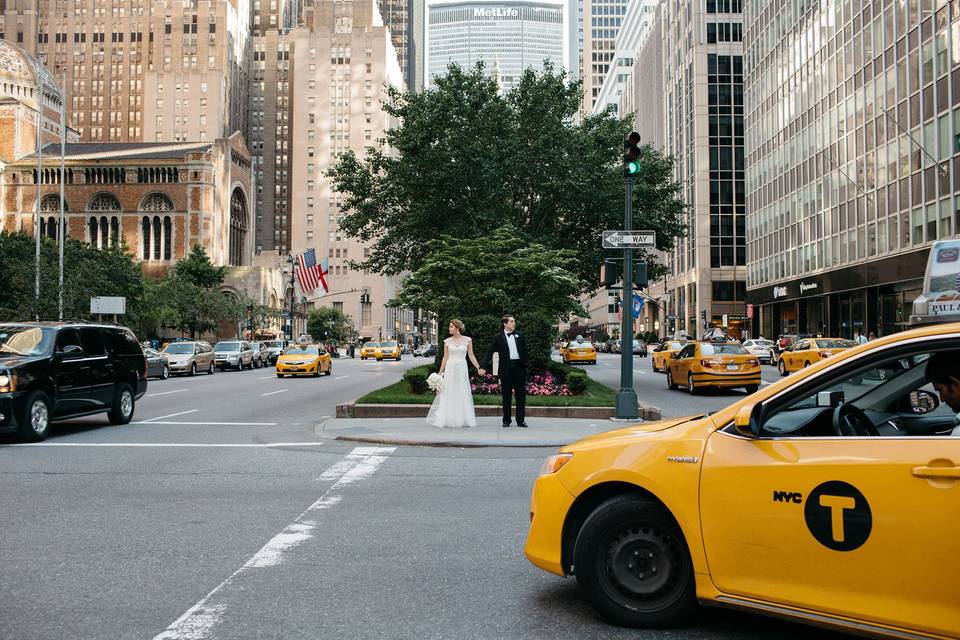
xmin=603 ymin=230 xmax=656 ymax=249
xmin=90 ymin=296 xmax=126 ymax=315
xmin=746 ymin=303 xmax=754 ymax=319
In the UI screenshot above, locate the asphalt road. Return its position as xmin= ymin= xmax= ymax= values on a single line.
xmin=0 ymin=354 xmax=845 ymax=639
xmin=574 ymin=352 xmax=784 ymax=417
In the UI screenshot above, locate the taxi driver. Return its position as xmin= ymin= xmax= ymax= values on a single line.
xmin=925 ymin=350 xmax=960 ymax=436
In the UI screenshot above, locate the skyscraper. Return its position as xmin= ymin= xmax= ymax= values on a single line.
xmin=579 ymin=0 xmax=629 ymax=113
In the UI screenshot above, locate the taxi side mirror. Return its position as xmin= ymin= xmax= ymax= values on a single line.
xmin=734 ymin=403 xmax=762 ymax=438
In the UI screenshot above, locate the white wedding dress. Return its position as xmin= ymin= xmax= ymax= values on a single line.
xmin=426 ymin=338 xmax=477 ymax=428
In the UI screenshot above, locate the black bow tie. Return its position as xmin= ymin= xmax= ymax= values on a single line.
xmin=506 ymin=332 xmax=516 ymax=337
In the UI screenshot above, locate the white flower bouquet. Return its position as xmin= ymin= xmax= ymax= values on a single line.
xmin=427 ymin=372 xmax=444 ymax=392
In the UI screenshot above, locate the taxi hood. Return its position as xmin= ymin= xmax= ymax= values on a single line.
xmin=569 ymin=415 xmax=703 ymax=447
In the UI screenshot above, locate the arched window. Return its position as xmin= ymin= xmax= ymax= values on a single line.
xmin=99 ymin=216 xmax=108 ymax=248
xmin=152 ymin=216 xmax=161 ymax=260
xmin=39 ymin=193 xmax=66 ymax=212
xmin=229 ymin=188 xmax=247 ymax=266
xmin=163 ymin=216 xmax=172 ymax=260
xmin=139 ymin=193 xmax=174 ymax=211
xmin=88 ymin=216 xmax=98 ymax=246
xmin=110 ymin=216 xmax=119 ymax=247
xmin=141 ymin=216 xmax=150 ymax=260
xmin=87 ymin=193 xmax=121 ymax=212
xmin=46 ymin=216 xmax=57 ymax=239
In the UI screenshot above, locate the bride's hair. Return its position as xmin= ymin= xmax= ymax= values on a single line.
xmin=449 ymin=319 xmax=465 ymax=334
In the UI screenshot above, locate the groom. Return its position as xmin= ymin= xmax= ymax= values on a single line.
xmin=479 ymin=315 xmax=528 ymax=428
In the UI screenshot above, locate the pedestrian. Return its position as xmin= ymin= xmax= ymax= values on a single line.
xmin=479 ymin=314 xmax=528 ymax=428
xmin=856 ymin=330 xmax=868 ymax=345
xmin=868 ymin=331 xmax=877 ymax=341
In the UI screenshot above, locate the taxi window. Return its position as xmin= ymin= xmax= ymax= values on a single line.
xmin=284 ymin=346 xmax=320 ymax=355
xmin=364 ymin=342 xmax=380 ymax=348
xmin=793 ymin=341 xmax=809 ymax=350
xmin=700 ymin=343 xmax=748 ymax=356
xmin=816 ymin=339 xmax=856 ymax=349
xmin=670 ymin=342 xmax=685 ymax=350
xmin=678 ymin=344 xmax=696 ymax=358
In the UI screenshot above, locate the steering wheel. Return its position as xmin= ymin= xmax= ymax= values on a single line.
xmin=832 ymin=403 xmax=879 ymax=437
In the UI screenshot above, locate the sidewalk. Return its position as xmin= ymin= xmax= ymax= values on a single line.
xmin=316 ymin=416 xmax=636 ymax=448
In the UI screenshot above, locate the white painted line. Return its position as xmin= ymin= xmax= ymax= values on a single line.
xmin=258 ymin=375 xmax=276 ymax=380
xmin=335 ymin=375 xmax=350 ymax=380
xmin=133 ymin=421 xmax=279 ymax=426
xmin=147 ymin=389 xmax=189 ymax=398
xmin=4 ymin=442 xmax=325 ymax=448
xmin=153 ymin=446 xmax=395 ymax=640
xmin=262 ymin=389 xmax=287 ymax=397
xmin=140 ymin=409 xmax=199 ymax=423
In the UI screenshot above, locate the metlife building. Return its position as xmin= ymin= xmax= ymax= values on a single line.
xmin=424 ymin=0 xmax=568 ymax=93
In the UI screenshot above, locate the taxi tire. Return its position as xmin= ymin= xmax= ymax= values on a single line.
xmin=325 ymin=366 xmax=333 ymax=376
xmin=687 ymin=373 xmax=699 ymax=395
xmin=277 ymin=373 xmax=284 ymax=378
xmin=744 ymin=384 xmax=758 ymax=394
xmin=574 ymin=494 xmax=696 ymax=629
xmin=778 ymin=359 xmax=788 ymax=376
xmin=666 ymin=370 xmax=678 ymax=390
xmin=312 ymin=367 xmax=320 ymax=377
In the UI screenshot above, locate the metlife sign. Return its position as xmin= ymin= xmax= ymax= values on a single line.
xmin=474 ymin=7 xmax=520 ymax=17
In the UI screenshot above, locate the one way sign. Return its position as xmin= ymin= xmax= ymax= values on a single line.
xmin=602 ymin=230 xmax=656 ymax=249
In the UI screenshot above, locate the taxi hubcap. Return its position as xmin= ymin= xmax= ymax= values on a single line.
xmin=603 ymin=524 xmax=680 ymax=603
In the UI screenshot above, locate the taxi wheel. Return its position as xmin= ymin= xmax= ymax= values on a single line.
xmin=804 ymin=361 xmax=811 ymax=368
xmin=777 ymin=359 xmax=788 ymax=377
xmin=666 ymin=370 xmax=678 ymax=390
xmin=312 ymin=367 xmax=320 ymax=377
xmin=744 ymin=385 xmax=758 ymax=394
xmin=277 ymin=373 xmax=284 ymax=378
xmin=651 ymin=360 xmax=658 ymax=372
xmin=687 ymin=373 xmax=699 ymax=395
xmin=574 ymin=494 xmax=696 ymax=628
xmin=325 ymin=366 xmax=333 ymax=376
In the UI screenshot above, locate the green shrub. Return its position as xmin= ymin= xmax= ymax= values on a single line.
xmin=566 ymin=370 xmax=589 ymax=394
xmin=403 ymin=368 xmax=430 ymax=394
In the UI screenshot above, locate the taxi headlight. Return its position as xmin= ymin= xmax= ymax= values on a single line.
xmin=0 ymin=372 xmax=12 ymax=392
xmin=540 ymin=453 xmax=573 ymax=476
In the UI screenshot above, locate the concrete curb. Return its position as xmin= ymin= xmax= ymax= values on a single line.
xmin=336 ymin=402 xmax=662 ymax=421
xmin=331 ymin=435 xmax=572 ymax=448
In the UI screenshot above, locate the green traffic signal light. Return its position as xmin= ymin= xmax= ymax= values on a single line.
xmin=626 ymin=160 xmax=640 ymax=175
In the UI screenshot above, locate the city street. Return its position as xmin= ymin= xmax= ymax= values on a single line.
xmin=0 ymin=357 xmax=844 ymax=640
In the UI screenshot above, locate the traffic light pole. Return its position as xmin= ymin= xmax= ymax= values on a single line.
xmin=616 ymin=174 xmax=639 ymax=421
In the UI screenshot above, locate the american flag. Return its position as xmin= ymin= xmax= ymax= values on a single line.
xmin=295 ymin=248 xmax=329 ymax=295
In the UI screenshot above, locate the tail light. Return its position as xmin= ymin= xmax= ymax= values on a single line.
xmin=701 ymin=359 xmax=722 ymax=368
xmin=745 ymin=358 xmax=759 ymax=366
xmin=819 ymin=351 xmax=832 ymax=358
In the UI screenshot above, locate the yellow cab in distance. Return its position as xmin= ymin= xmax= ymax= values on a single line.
xmin=360 ymin=342 xmax=380 ymax=360
xmin=524 ymin=322 xmax=960 ymax=639
xmin=651 ymin=340 xmax=687 ymax=373
xmin=563 ymin=340 xmax=597 ymax=365
xmin=376 ymin=340 xmax=402 ymax=361
xmin=275 ymin=344 xmax=332 ymax=377
xmin=778 ymin=337 xmax=856 ymax=376
xmin=558 ymin=342 xmax=568 ymax=357
xmin=666 ymin=341 xmax=760 ymax=394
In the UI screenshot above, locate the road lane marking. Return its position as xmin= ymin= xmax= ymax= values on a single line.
xmin=262 ymin=389 xmax=287 ymax=397
xmin=3 ymin=442 xmax=324 ymax=448
xmin=140 ymin=409 xmax=199 ymax=423
xmin=153 ymin=446 xmax=395 ymax=640
xmin=335 ymin=375 xmax=350 ymax=380
xmin=258 ymin=375 xmax=276 ymax=380
xmin=133 ymin=421 xmax=278 ymax=426
xmin=147 ymin=389 xmax=189 ymax=397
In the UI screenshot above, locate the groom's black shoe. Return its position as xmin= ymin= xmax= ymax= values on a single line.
xmin=517 ymin=422 xmax=529 ymax=428
xmin=502 ymin=421 xmax=511 ymax=428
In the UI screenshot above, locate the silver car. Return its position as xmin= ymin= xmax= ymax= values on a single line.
xmin=213 ymin=340 xmax=255 ymax=370
xmin=250 ymin=341 xmax=270 ymax=368
xmin=162 ymin=341 xmax=216 ymax=376
xmin=742 ymin=338 xmax=775 ymax=364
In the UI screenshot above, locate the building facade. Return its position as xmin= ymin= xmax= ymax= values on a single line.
xmin=579 ymin=0 xmax=628 ymax=113
xmin=590 ymin=0 xmax=658 ymax=117
xmin=745 ymin=0 xmax=960 ymax=339
xmin=423 ymin=0 xmax=568 ymax=92
xmin=0 ymin=0 xmax=251 ymax=145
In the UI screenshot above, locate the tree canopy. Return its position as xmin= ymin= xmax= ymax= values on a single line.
xmin=327 ymin=62 xmax=686 ymax=287
xmin=306 ymin=306 xmax=353 ymax=343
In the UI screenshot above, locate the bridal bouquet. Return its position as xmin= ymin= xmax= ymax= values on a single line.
xmin=426 ymin=372 xmax=444 ymax=392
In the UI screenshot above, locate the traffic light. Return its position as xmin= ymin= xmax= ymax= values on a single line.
xmin=602 ymin=260 xmax=618 ymax=287
xmin=613 ymin=294 xmax=622 ymax=313
xmin=633 ymin=261 xmax=648 ymax=288
xmin=360 ymin=292 xmax=370 ymax=304
xmin=623 ymin=131 xmax=641 ymax=176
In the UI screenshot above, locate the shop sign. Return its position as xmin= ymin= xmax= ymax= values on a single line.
xmin=772 ymin=286 xmax=788 ymax=299
xmin=800 ymin=281 xmax=819 ymax=294
xmin=746 ymin=303 xmax=754 ymax=319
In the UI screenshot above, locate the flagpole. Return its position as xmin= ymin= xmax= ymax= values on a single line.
xmin=33 ymin=0 xmax=41 ymax=320
xmin=58 ymin=67 xmax=65 ymax=321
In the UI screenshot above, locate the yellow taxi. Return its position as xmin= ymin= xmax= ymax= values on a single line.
xmin=376 ymin=340 xmax=402 ymax=361
xmin=665 ymin=341 xmax=760 ymax=394
xmin=563 ymin=340 xmax=597 ymax=365
xmin=524 ymin=323 xmax=960 ymax=639
xmin=558 ymin=342 xmax=568 ymax=357
xmin=651 ymin=340 xmax=687 ymax=373
xmin=275 ymin=344 xmax=332 ymax=377
xmin=359 ymin=341 xmax=380 ymax=360
xmin=778 ymin=337 xmax=856 ymax=376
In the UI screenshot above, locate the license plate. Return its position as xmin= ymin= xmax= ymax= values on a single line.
xmin=726 ymin=364 xmax=738 ymax=371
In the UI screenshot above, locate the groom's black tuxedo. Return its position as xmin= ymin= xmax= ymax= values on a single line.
xmin=483 ymin=331 xmax=528 ymax=425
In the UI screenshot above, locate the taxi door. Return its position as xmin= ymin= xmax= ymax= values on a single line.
xmin=784 ymin=340 xmax=805 ymax=371
xmin=700 ymin=431 xmax=959 ymax=637
xmin=672 ymin=343 xmax=697 ymax=381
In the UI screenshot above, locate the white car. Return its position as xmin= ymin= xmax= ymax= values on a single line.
xmin=742 ymin=338 xmax=775 ymax=364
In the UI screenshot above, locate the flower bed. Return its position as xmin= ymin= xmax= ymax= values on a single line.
xmin=470 ymin=372 xmax=572 ymax=396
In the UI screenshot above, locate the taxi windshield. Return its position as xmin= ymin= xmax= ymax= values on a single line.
xmin=815 ymin=339 xmax=855 ymax=349
xmin=0 ymin=326 xmax=54 ymax=357
xmin=700 ymin=343 xmax=748 ymax=356
xmin=164 ymin=343 xmax=194 ymax=354
xmin=364 ymin=342 xmax=380 ymax=348
xmin=284 ymin=346 xmax=319 ymax=356
xmin=380 ymin=341 xmax=398 ymax=347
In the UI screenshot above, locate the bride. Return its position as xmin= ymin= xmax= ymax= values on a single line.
xmin=426 ymin=319 xmax=481 ymax=428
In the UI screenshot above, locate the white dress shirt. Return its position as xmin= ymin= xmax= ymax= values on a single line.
xmin=505 ymin=331 xmax=520 ymax=360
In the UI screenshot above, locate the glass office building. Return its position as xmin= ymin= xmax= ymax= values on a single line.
xmin=745 ymin=1 xmax=960 ymax=339
xmin=423 ymin=0 xmax=568 ymax=92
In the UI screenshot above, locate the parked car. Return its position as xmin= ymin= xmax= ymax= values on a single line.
xmin=213 ymin=340 xmax=255 ymax=370
xmin=251 ymin=341 xmax=270 ymax=368
xmin=262 ymin=339 xmax=289 ymax=365
xmin=401 ymin=344 xmax=413 ymax=355
xmin=162 ymin=340 xmax=215 ymax=376
xmin=610 ymin=339 xmax=622 ymax=354
xmin=413 ymin=344 xmax=436 ymax=358
xmin=144 ymin=348 xmax=170 ymax=379
xmin=632 ymin=339 xmax=648 ymax=357
xmin=742 ymin=338 xmax=776 ymax=364
xmin=0 ymin=322 xmax=148 ymax=441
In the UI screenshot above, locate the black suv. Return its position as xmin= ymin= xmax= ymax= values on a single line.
xmin=0 ymin=322 xmax=148 ymax=441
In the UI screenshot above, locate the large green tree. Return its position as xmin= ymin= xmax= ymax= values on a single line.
xmin=327 ymin=62 xmax=686 ymax=285
xmin=307 ymin=306 xmax=353 ymax=343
